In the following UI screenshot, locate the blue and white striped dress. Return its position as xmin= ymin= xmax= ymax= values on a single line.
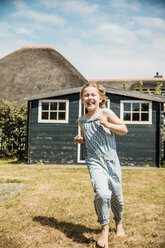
xmin=80 ymin=114 xmax=124 ymax=225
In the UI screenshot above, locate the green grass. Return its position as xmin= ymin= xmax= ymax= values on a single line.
xmin=0 ymin=159 xmax=165 ymax=248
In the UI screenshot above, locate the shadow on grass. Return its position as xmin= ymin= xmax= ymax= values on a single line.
xmin=33 ymin=216 xmax=101 ymax=245
xmin=8 ymin=159 xmax=26 ymax=165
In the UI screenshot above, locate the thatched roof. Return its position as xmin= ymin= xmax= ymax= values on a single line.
xmin=0 ymin=46 xmax=87 ymax=103
xmin=89 ymin=76 xmax=165 ymax=92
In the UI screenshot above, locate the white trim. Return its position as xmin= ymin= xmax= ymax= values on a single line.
xmin=120 ymin=100 xmax=152 ymax=124
xmin=38 ymin=99 xmax=69 ymax=123
xmin=77 ymin=99 xmax=85 ymax=163
xmin=106 ymin=99 xmax=110 ymax=109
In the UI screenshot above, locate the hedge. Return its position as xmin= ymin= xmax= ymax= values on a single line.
xmin=0 ymin=100 xmax=27 ymax=159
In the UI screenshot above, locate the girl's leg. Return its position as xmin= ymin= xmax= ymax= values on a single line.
xmin=106 ymin=159 xmax=124 ymax=232
xmin=88 ymin=166 xmax=111 ymax=247
xmin=111 ymin=188 xmax=124 ymax=224
xmin=111 ymin=185 xmax=125 ymax=236
xmin=90 ymin=168 xmax=112 ymax=225
xmin=115 ymin=222 xmax=125 ymax=236
xmin=97 ymin=224 xmax=109 ymax=248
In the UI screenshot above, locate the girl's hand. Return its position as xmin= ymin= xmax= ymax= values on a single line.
xmin=98 ymin=116 xmax=109 ymax=128
xmin=74 ymin=135 xmax=84 ymax=144
xmin=98 ymin=109 xmax=128 ymax=135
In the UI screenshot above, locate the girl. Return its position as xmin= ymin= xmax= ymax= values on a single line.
xmin=74 ymin=82 xmax=128 ymax=248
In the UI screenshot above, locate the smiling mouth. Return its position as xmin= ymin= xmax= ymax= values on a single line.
xmin=87 ymin=103 xmax=95 ymax=107
xmin=87 ymin=100 xmax=95 ymax=106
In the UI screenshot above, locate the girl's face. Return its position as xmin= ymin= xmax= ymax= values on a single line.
xmin=82 ymin=86 xmax=102 ymax=111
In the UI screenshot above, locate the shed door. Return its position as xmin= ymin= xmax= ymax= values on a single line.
xmin=77 ymin=99 xmax=110 ymax=163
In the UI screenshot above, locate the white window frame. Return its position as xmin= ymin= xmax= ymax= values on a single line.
xmin=38 ymin=99 xmax=69 ymax=123
xmin=120 ymin=100 xmax=152 ymax=124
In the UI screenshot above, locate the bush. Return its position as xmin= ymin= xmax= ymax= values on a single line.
xmin=0 ymin=100 xmax=27 ymax=159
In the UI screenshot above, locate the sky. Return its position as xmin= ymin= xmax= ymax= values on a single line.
xmin=0 ymin=0 xmax=165 ymax=79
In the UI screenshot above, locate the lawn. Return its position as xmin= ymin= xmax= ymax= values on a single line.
xmin=0 ymin=159 xmax=165 ymax=248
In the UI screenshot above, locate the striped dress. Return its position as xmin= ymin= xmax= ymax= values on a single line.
xmin=80 ymin=114 xmax=124 ymax=225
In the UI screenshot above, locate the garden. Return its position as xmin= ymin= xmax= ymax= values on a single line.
xmin=0 ymin=159 xmax=165 ymax=248
xmin=0 ymin=87 xmax=165 ymax=247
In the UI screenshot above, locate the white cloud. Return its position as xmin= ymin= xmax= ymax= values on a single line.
xmin=13 ymin=0 xmax=65 ymax=26
xmin=60 ymin=0 xmax=98 ymax=15
xmin=15 ymin=27 xmax=40 ymax=39
xmin=109 ymin=0 xmax=141 ymax=12
xmin=134 ymin=16 xmax=165 ymax=30
xmin=39 ymin=0 xmax=99 ymax=15
xmin=0 ymin=22 xmax=14 ymax=39
xmin=96 ymin=22 xmax=137 ymax=45
xmin=142 ymin=2 xmax=165 ymax=17
xmin=0 ymin=0 xmax=165 ymax=79
xmin=13 ymin=0 xmax=27 ymax=9
xmin=56 ymin=37 xmax=165 ymax=79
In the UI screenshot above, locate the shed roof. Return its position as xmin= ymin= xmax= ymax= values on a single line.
xmin=0 ymin=46 xmax=87 ymax=103
xmin=25 ymin=86 xmax=165 ymax=103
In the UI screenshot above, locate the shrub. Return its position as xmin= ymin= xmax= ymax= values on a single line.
xmin=0 ymin=100 xmax=27 ymax=159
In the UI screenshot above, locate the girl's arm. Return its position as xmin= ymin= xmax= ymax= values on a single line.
xmin=98 ymin=109 xmax=128 ymax=135
xmin=74 ymin=120 xmax=85 ymax=144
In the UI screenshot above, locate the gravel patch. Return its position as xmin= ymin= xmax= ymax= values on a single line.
xmin=0 ymin=183 xmax=27 ymax=204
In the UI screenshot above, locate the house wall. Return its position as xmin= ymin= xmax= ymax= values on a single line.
xmin=107 ymin=93 xmax=159 ymax=166
xmin=27 ymin=93 xmax=80 ymax=164
xmin=27 ymin=93 xmax=161 ymax=166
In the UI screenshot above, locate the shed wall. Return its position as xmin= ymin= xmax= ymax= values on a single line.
xmin=27 ymin=93 xmax=161 ymax=166
xmin=107 ymin=94 xmax=159 ymax=166
xmin=27 ymin=94 xmax=79 ymax=164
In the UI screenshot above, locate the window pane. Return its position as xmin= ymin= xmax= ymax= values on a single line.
xmin=42 ymin=102 xmax=49 ymax=110
xmin=141 ymin=103 xmax=149 ymax=111
xmin=50 ymin=112 xmax=57 ymax=120
xmin=59 ymin=112 xmax=66 ymax=120
xmin=42 ymin=112 xmax=48 ymax=119
xmin=133 ymin=103 xmax=140 ymax=111
xmin=141 ymin=113 xmax=149 ymax=121
xmin=133 ymin=113 xmax=139 ymax=121
xmin=124 ymin=113 xmax=131 ymax=121
xmin=50 ymin=102 xmax=57 ymax=110
xmin=124 ymin=103 xmax=131 ymax=111
xmin=59 ymin=102 xmax=66 ymax=110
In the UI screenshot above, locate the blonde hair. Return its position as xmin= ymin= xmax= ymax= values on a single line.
xmin=80 ymin=82 xmax=107 ymax=108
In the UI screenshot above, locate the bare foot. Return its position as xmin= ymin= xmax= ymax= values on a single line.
xmin=97 ymin=225 xmax=109 ymax=248
xmin=116 ymin=222 xmax=125 ymax=236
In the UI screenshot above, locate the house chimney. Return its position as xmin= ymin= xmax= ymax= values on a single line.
xmin=154 ymin=72 xmax=163 ymax=78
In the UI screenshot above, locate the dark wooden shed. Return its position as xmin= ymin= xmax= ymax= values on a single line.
xmin=25 ymin=87 xmax=165 ymax=167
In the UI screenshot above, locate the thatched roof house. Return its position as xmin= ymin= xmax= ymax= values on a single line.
xmin=0 ymin=46 xmax=87 ymax=103
xmin=1 ymin=46 xmax=164 ymax=104
xmin=89 ymin=73 xmax=165 ymax=93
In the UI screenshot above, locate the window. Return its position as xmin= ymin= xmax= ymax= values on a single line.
xmin=120 ymin=101 xmax=152 ymax=124
xmin=38 ymin=100 xmax=69 ymax=123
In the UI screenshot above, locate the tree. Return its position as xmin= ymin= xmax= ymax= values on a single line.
xmin=123 ymin=81 xmax=163 ymax=95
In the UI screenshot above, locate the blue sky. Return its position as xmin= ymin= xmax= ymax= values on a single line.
xmin=0 ymin=0 xmax=165 ymax=79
